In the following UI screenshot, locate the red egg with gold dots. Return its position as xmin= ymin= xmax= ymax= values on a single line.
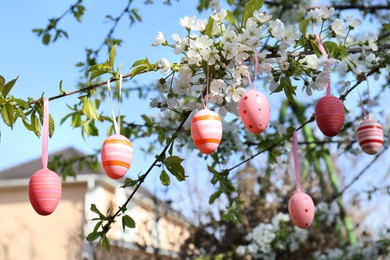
xmin=315 ymin=96 xmax=345 ymax=137
xmin=191 ymin=109 xmax=223 ymax=154
xmin=29 ymin=168 xmax=62 ymax=216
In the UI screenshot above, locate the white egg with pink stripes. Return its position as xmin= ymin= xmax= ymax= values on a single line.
xmin=356 ymin=120 xmax=383 ymax=155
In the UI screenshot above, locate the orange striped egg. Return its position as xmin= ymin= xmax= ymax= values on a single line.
xmin=101 ymin=134 xmax=133 ymax=179
xmin=315 ymin=96 xmax=345 ymax=137
xmin=191 ymin=109 xmax=223 ymax=154
xmin=356 ymin=120 xmax=383 ymax=155
xmin=29 ymin=168 xmax=62 ymax=216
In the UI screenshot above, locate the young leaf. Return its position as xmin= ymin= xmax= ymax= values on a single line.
xmin=2 ymin=77 xmax=18 ymax=97
xmin=204 ymin=16 xmax=214 ymax=37
xmin=160 ymin=169 xmax=170 ymax=186
xmin=242 ymin=0 xmax=264 ymax=27
xmin=42 ymin=33 xmax=51 ymax=45
xmin=225 ymin=10 xmax=236 ymax=25
xmin=122 ymin=215 xmax=136 ymax=232
xmin=1 ymin=105 xmax=12 ymax=127
xmin=108 ymin=45 xmax=117 ymax=68
xmin=86 ymin=231 xmax=101 ymax=242
xmin=0 ymin=75 xmax=5 ymax=91
xmin=299 ymin=18 xmax=311 ymax=35
xmin=82 ymin=98 xmax=99 ymax=120
xmin=90 ymin=204 xmax=105 ymax=219
xmin=209 ymin=190 xmax=222 ymax=204
xmin=49 ymin=114 xmax=55 ymax=138
xmin=101 ymin=235 xmax=111 ymax=252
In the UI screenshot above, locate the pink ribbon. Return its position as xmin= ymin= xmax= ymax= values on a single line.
xmin=42 ymin=98 xmax=49 ymax=168
xmin=244 ymin=52 xmax=259 ymax=90
xmin=292 ymin=131 xmax=301 ymax=192
xmin=315 ymin=34 xmax=331 ymax=96
xmin=357 ymin=75 xmax=371 ymax=120
xmin=202 ymin=65 xmax=210 ymax=109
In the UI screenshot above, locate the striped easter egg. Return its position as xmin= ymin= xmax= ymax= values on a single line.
xmin=315 ymin=96 xmax=345 ymax=137
xmin=101 ymin=134 xmax=133 ymax=179
xmin=191 ymin=109 xmax=223 ymax=154
xmin=356 ymin=120 xmax=383 ymax=155
xmin=239 ymin=89 xmax=270 ymax=134
xmin=29 ymin=168 xmax=62 ymax=216
xmin=288 ymin=191 xmax=315 ymax=229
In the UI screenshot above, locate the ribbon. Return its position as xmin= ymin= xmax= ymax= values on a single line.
xmin=315 ymin=34 xmax=331 ymax=96
xmin=107 ymin=74 xmax=123 ymax=135
xmin=42 ymin=98 xmax=49 ymax=168
xmin=201 ymin=66 xmax=210 ymax=109
xmin=292 ymin=130 xmax=301 ymax=192
xmin=357 ymin=75 xmax=371 ymax=120
xmin=244 ymin=52 xmax=259 ymax=90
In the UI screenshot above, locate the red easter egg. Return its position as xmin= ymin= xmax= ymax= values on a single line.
xmin=101 ymin=134 xmax=133 ymax=179
xmin=29 ymin=168 xmax=62 ymax=216
xmin=239 ymin=89 xmax=270 ymax=134
xmin=288 ymin=191 xmax=315 ymax=229
xmin=191 ymin=109 xmax=223 ymax=154
xmin=315 ymin=96 xmax=345 ymax=137
xmin=356 ymin=120 xmax=383 ymax=155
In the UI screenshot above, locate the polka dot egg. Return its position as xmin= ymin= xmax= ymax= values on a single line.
xmin=356 ymin=120 xmax=383 ymax=155
xmin=191 ymin=109 xmax=222 ymax=154
xmin=29 ymin=168 xmax=62 ymax=216
xmin=101 ymin=134 xmax=133 ymax=179
xmin=315 ymin=95 xmax=345 ymax=137
xmin=288 ymin=191 xmax=315 ymax=229
xmin=239 ymin=89 xmax=270 ymax=134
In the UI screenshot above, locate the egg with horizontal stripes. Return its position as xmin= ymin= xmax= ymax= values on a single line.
xmin=29 ymin=168 xmax=62 ymax=216
xmin=191 ymin=109 xmax=222 ymax=154
xmin=315 ymin=95 xmax=345 ymax=137
xmin=356 ymin=120 xmax=383 ymax=155
xmin=101 ymin=134 xmax=133 ymax=179
xmin=239 ymin=89 xmax=270 ymax=134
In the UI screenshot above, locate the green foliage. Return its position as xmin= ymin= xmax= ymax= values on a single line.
xmin=130 ymin=57 xmax=158 ymax=78
xmin=299 ymin=18 xmax=311 ymax=35
xmin=164 ymin=155 xmax=186 ymax=181
xmin=160 ymin=169 xmax=171 ymax=186
xmin=241 ymin=0 xmax=264 ymax=27
xmin=122 ymin=214 xmax=136 ymax=231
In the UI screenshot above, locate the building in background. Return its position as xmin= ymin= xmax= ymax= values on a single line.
xmin=0 ymin=147 xmax=191 ymax=260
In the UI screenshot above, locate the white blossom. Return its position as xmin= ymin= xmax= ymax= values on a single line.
xmin=307 ymin=7 xmax=335 ymax=22
xmin=253 ymin=10 xmax=272 ymax=23
xmin=160 ymin=58 xmax=171 ymax=74
xmin=179 ymin=16 xmax=196 ymax=30
xmin=346 ymin=16 xmax=362 ymax=28
xmin=152 ymin=31 xmax=166 ymax=46
xmin=211 ymin=9 xmax=227 ymax=23
xmin=171 ymin=33 xmax=187 ymax=54
xmin=225 ymin=84 xmax=245 ymax=102
xmin=331 ymin=19 xmax=347 ymax=37
xmin=269 ymin=19 xmax=285 ymax=40
xmin=233 ymin=64 xmax=250 ymax=83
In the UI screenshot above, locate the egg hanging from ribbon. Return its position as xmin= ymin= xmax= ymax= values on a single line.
xmin=315 ymin=96 xmax=345 ymax=137
xmin=356 ymin=120 xmax=383 ymax=155
xmin=239 ymin=89 xmax=270 ymax=134
xmin=191 ymin=109 xmax=223 ymax=154
xmin=29 ymin=168 xmax=62 ymax=216
xmin=288 ymin=191 xmax=315 ymax=229
xmin=101 ymin=134 xmax=133 ymax=179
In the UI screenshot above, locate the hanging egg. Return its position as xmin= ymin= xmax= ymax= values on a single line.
xmin=191 ymin=109 xmax=222 ymax=154
xmin=288 ymin=191 xmax=315 ymax=229
xmin=29 ymin=168 xmax=62 ymax=216
xmin=239 ymin=89 xmax=270 ymax=134
xmin=315 ymin=95 xmax=345 ymax=137
xmin=356 ymin=120 xmax=383 ymax=155
xmin=101 ymin=134 xmax=133 ymax=179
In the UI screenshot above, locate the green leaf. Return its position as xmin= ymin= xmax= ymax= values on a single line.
xmin=225 ymin=10 xmax=236 ymax=25
xmin=165 ymin=155 xmax=184 ymax=165
xmin=131 ymin=58 xmax=150 ymax=68
xmin=2 ymin=77 xmax=18 ymax=97
xmin=90 ymin=204 xmax=105 ymax=219
xmin=14 ymin=98 xmax=29 ymax=109
xmin=1 ymin=105 xmax=12 ymax=127
xmin=209 ymin=190 xmax=222 ymax=204
xmin=121 ymin=177 xmax=139 ymax=188
xmin=323 ymin=41 xmax=339 ymax=58
xmin=86 ymin=231 xmax=101 ymax=242
xmin=207 ymin=165 xmax=219 ymax=175
xmin=299 ymin=18 xmax=311 ymax=35
xmin=42 ymin=33 xmax=51 ymax=45
xmin=310 ymin=38 xmax=322 ymax=58
xmin=49 ymin=114 xmax=55 ymax=138
xmin=160 ymin=169 xmax=170 ymax=186
xmin=165 ymin=156 xmax=186 ymax=181
xmin=122 ymin=215 xmax=136 ymax=232
xmin=204 ymin=16 xmax=214 ymax=37
xmin=242 ymin=0 xmax=264 ymax=27
xmin=101 ymin=235 xmax=110 ymax=252
xmin=108 ymin=45 xmax=116 ymax=68
xmin=383 ymin=23 xmax=390 ymax=32
xmin=82 ymin=98 xmax=99 ymax=120
xmin=31 ymin=112 xmax=41 ymax=137
xmin=0 ymin=75 xmax=5 ymax=91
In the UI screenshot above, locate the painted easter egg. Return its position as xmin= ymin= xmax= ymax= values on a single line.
xmin=191 ymin=109 xmax=223 ymax=154
xmin=288 ymin=191 xmax=315 ymax=229
xmin=356 ymin=120 xmax=383 ymax=155
xmin=239 ymin=89 xmax=270 ymax=134
xmin=29 ymin=168 xmax=62 ymax=216
xmin=315 ymin=95 xmax=345 ymax=137
xmin=101 ymin=134 xmax=133 ymax=179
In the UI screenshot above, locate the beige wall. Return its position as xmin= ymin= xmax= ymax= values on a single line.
xmin=0 ymin=182 xmax=87 ymax=260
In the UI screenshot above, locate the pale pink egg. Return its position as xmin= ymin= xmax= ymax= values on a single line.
xmin=101 ymin=134 xmax=133 ymax=179
xmin=288 ymin=191 xmax=315 ymax=229
xmin=239 ymin=89 xmax=270 ymax=134
xmin=315 ymin=96 xmax=345 ymax=137
xmin=29 ymin=168 xmax=62 ymax=216
xmin=191 ymin=109 xmax=223 ymax=154
xmin=356 ymin=120 xmax=383 ymax=155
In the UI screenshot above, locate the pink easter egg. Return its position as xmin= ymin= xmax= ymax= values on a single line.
xmin=288 ymin=191 xmax=315 ymax=229
xmin=191 ymin=109 xmax=223 ymax=154
xmin=101 ymin=134 xmax=133 ymax=179
xmin=29 ymin=168 xmax=62 ymax=216
xmin=315 ymin=96 xmax=345 ymax=137
xmin=356 ymin=120 xmax=383 ymax=155
xmin=239 ymin=89 xmax=270 ymax=134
